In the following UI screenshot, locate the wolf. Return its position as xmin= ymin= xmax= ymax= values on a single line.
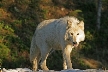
xmin=30 ymin=16 xmax=85 ymax=71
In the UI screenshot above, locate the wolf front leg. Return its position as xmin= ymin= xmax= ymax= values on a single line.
xmin=63 ymin=58 xmax=67 ymax=69
xmin=63 ymin=45 xmax=73 ymax=69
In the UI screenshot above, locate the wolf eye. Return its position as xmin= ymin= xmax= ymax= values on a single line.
xmin=71 ymin=33 xmax=73 ymax=35
xmin=77 ymin=33 xmax=79 ymax=35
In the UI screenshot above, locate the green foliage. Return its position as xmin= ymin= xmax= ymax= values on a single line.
xmin=0 ymin=20 xmax=31 ymax=68
xmin=47 ymin=51 xmax=63 ymax=70
xmin=0 ymin=0 xmax=108 ymax=70
xmin=72 ymin=56 xmax=90 ymax=69
xmin=0 ymin=44 xmax=10 ymax=59
xmin=41 ymin=9 xmax=49 ymax=19
xmin=69 ymin=10 xmax=82 ymax=17
xmin=0 ymin=43 xmax=10 ymax=67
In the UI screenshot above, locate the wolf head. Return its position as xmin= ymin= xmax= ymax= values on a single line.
xmin=65 ymin=19 xmax=85 ymax=47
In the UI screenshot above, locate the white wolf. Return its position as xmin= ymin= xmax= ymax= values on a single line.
xmin=30 ymin=16 xmax=85 ymax=71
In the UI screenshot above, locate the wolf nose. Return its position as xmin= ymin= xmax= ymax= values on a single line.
xmin=73 ymin=42 xmax=77 ymax=44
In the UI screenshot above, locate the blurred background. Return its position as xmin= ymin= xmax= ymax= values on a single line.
xmin=0 ymin=0 xmax=108 ymax=70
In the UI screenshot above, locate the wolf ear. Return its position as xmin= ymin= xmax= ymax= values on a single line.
xmin=67 ymin=20 xmax=72 ymax=29
xmin=78 ymin=21 xmax=84 ymax=30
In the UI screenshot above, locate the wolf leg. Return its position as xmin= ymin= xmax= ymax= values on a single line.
xmin=32 ymin=51 xmax=41 ymax=71
xmin=63 ymin=58 xmax=67 ymax=69
xmin=40 ymin=52 xmax=49 ymax=70
xmin=33 ymin=59 xmax=37 ymax=71
xmin=40 ymin=59 xmax=49 ymax=70
xmin=63 ymin=45 xmax=72 ymax=69
xmin=40 ymin=45 xmax=51 ymax=70
xmin=30 ymin=42 xmax=41 ymax=71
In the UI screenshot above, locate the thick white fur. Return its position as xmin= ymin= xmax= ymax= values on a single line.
xmin=30 ymin=16 xmax=85 ymax=71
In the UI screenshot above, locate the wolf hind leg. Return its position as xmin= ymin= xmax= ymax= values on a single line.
xmin=31 ymin=44 xmax=41 ymax=71
xmin=32 ymin=59 xmax=37 ymax=71
xmin=40 ymin=45 xmax=51 ymax=70
xmin=32 ymin=52 xmax=41 ymax=71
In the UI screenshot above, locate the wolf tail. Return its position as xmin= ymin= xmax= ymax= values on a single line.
xmin=30 ymin=35 xmax=36 ymax=62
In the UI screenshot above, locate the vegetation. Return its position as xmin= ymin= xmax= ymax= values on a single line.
xmin=0 ymin=0 xmax=108 ymax=70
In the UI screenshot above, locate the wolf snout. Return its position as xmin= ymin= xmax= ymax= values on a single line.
xmin=73 ymin=42 xmax=77 ymax=44
xmin=73 ymin=42 xmax=78 ymax=47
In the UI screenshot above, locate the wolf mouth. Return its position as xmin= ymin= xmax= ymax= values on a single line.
xmin=73 ymin=44 xmax=78 ymax=47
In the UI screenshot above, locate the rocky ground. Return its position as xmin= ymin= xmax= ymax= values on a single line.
xmin=0 ymin=68 xmax=108 ymax=72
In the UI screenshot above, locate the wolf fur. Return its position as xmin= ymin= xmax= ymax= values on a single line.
xmin=30 ymin=16 xmax=85 ymax=71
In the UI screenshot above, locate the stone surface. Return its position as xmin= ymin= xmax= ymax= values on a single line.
xmin=0 ymin=68 xmax=107 ymax=72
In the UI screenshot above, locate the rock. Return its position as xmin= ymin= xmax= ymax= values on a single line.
xmin=1 ymin=68 xmax=108 ymax=72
